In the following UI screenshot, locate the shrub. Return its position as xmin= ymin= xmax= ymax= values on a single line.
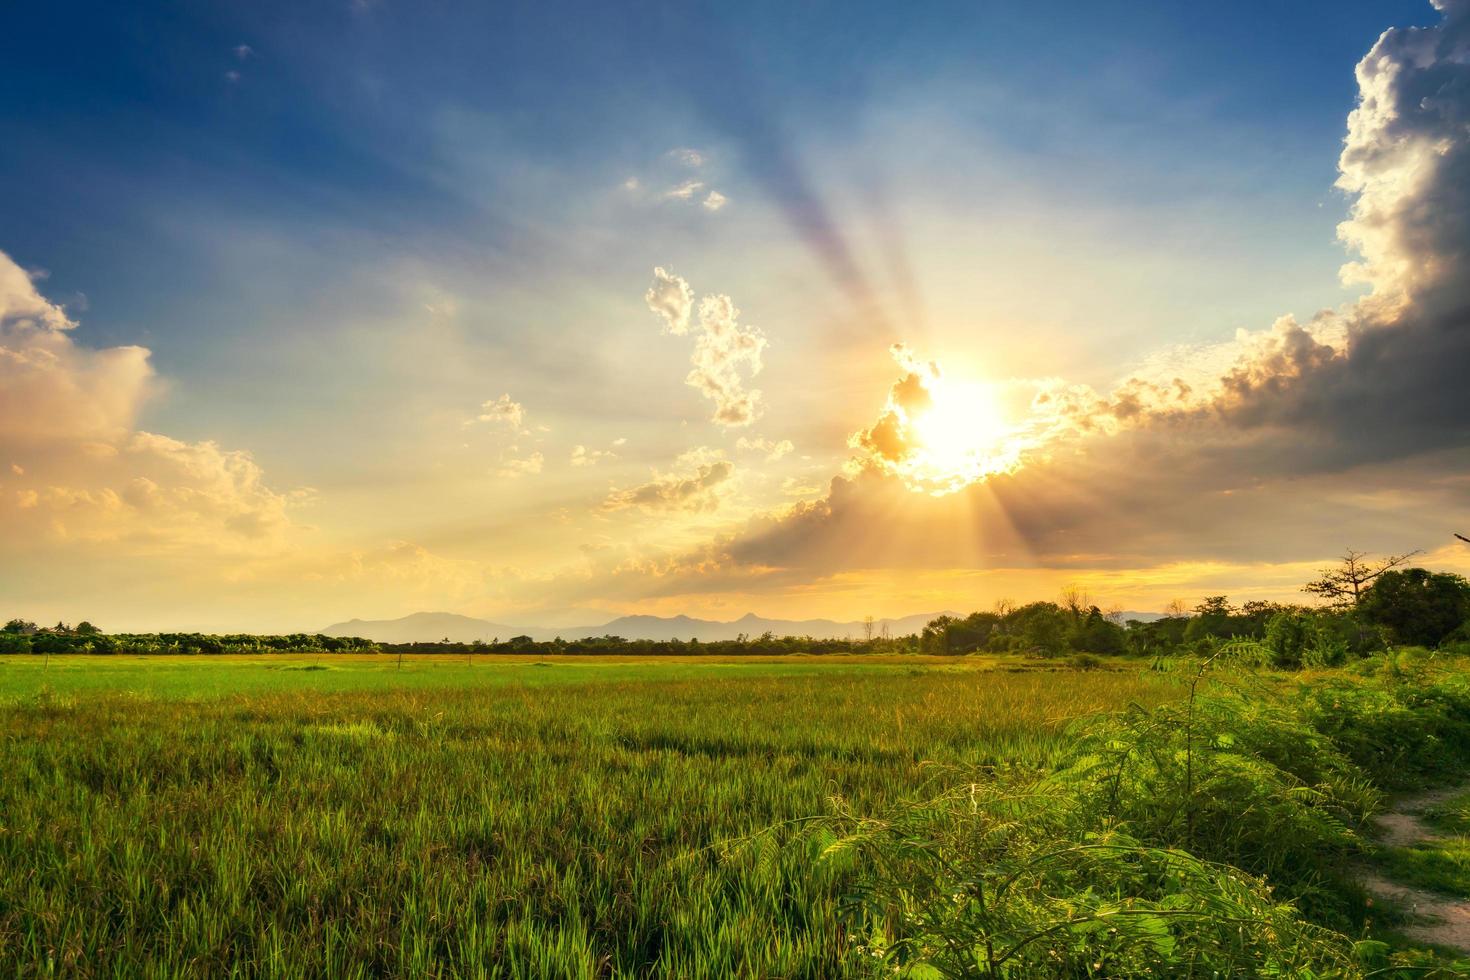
xmin=812 ymin=659 xmax=1470 ymax=974
xmin=817 ymin=780 xmax=1358 ymax=977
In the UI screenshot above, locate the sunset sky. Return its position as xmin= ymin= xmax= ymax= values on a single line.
xmin=3 ymin=0 xmax=1468 ymax=631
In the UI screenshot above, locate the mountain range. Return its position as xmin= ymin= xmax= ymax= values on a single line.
xmin=321 ymin=608 xmax=1167 ymax=643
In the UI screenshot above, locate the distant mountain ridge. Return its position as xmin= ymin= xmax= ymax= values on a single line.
xmin=321 ymin=610 xmax=963 ymax=643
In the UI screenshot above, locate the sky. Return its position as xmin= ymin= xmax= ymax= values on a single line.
xmin=2 ymin=0 xmax=1468 ymax=632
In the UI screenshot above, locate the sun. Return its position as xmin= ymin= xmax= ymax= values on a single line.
xmin=853 ymin=344 xmax=1031 ymax=495
xmin=904 ymin=378 xmax=1021 ymax=494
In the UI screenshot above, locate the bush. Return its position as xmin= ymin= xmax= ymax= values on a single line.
xmin=811 ymin=659 xmax=1470 ymax=974
xmin=817 ymin=781 xmax=1358 ymax=977
xmin=1058 ymin=678 xmax=1376 ymax=925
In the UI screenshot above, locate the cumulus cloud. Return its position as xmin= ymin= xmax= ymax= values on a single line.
xmin=850 ymin=343 xmax=940 ymax=467
xmin=702 ymin=190 xmax=728 ymax=212
xmin=645 ymin=267 xmax=693 ymax=335
xmin=603 ymin=448 xmax=734 ymax=513
xmin=0 ymin=250 xmax=302 ymax=551
xmin=1065 ymin=0 xmax=1470 ymax=470
xmin=646 ymin=268 xmax=767 ymax=428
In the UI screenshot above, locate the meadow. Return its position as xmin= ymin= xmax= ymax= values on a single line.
xmin=0 ymin=654 xmax=1172 ymax=977
xmin=5 ymin=650 xmax=1470 ymax=977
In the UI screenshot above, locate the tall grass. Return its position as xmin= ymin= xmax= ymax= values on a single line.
xmin=0 ymin=657 xmax=1167 ymax=976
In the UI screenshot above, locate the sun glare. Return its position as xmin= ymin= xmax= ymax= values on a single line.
xmin=904 ymin=378 xmax=1022 ymax=494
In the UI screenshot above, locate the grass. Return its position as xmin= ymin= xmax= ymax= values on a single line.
xmin=1380 ymin=788 xmax=1470 ymax=899
xmin=1383 ymin=839 xmax=1470 ymax=899
xmin=1423 ymin=789 xmax=1470 ymax=837
xmin=0 ymin=654 xmax=1169 ymax=977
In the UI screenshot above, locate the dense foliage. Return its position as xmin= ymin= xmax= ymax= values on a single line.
xmin=818 ymin=655 xmax=1470 ymax=976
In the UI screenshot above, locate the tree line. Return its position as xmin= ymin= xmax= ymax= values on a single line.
xmin=5 ymin=549 xmax=1467 ymax=665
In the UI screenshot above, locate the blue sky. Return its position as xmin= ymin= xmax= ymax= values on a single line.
xmin=2 ymin=0 xmax=1422 ymax=334
xmin=2 ymin=0 xmax=1464 ymax=630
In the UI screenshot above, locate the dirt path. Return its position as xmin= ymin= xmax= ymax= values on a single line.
xmin=1362 ymin=785 xmax=1470 ymax=952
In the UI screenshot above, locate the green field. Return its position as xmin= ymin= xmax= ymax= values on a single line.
xmin=0 ymin=655 xmax=1172 ymax=976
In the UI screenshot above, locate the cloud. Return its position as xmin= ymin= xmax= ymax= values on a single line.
xmin=0 ymin=250 xmax=302 ymax=552
xmin=611 ymin=2 xmax=1470 ymax=596
xmin=647 ymin=268 xmax=767 ymax=428
xmin=736 ymin=436 xmax=793 ymax=460
xmin=645 ymin=267 xmax=693 ymax=335
xmin=570 ymin=444 xmax=616 ymax=467
xmin=664 ymin=179 xmax=705 ymax=201
xmin=857 ymin=1 xmax=1470 ymax=485
xmin=850 ymin=343 xmax=940 ymax=467
xmin=1087 ymin=0 xmax=1470 ymax=471
xmin=622 ymin=151 xmax=726 ymax=213
xmin=603 ymin=449 xmax=734 ymax=513
xmin=233 ymin=44 xmax=254 ymax=61
xmin=474 ymin=393 xmax=525 ymax=429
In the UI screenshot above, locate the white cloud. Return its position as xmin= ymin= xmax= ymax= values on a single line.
xmin=644 ymin=266 xmax=693 ymax=335
xmin=664 ymin=180 xmax=704 ymax=201
xmin=0 ymin=250 xmax=302 ymax=552
xmin=646 ymin=268 xmax=767 ymax=428
xmin=687 ymin=293 xmax=766 ymax=428
xmin=669 ymin=148 xmax=706 ymax=167
xmin=702 ymin=190 xmax=728 ymax=212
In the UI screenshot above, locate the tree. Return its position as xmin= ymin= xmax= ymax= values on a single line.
xmin=1184 ymin=597 xmax=1237 ymax=645
xmin=1194 ymin=596 xmax=1234 ymax=618
xmin=1359 ymin=568 xmax=1470 ymax=648
xmin=3 ymin=619 xmax=36 ymax=634
xmin=1059 ymin=585 xmax=1093 ymax=620
xmin=75 ymin=621 xmax=100 ymax=636
xmin=1303 ymin=549 xmax=1420 ymax=608
xmin=862 ymin=615 xmax=875 ymax=643
xmin=1073 ymin=607 xmax=1126 ymax=655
